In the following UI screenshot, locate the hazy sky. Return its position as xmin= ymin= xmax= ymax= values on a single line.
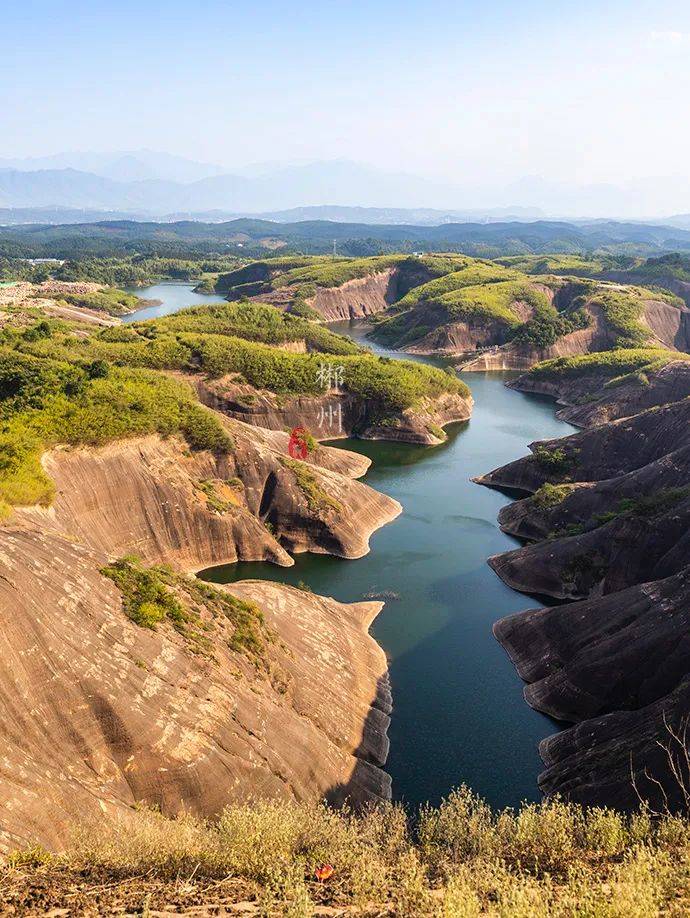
xmin=3 ymin=0 xmax=690 ymax=187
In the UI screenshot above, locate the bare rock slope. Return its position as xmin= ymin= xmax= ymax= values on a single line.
xmin=0 ymin=417 xmax=401 ymax=850
xmin=0 ymin=528 xmax=390 ymax=851
xmin=193 ymin=375 xmax=472 ymax=446
xmin=480 ymin=363 xmax=690 ymax=810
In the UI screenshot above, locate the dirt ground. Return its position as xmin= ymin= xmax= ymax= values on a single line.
xmin=0 ymin=865 xmax=379 ymax=916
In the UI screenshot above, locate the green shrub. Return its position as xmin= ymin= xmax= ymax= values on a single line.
xmin=14 ymin=785 xmax=690 ymax=914
xmin=101 ymin=557 xmax=269 ymax=660
xmin=396 ymin=260 xmax=518 ymax=310
xmin=532 ymin=483 xmax=573 ymax=508
xmin=273 ymin=255 xmax=410 ymax=289
xmin=279 ymin=457 xmax=342 ymax=516
xmin=60 ymin=286 xmax=141 ymax=316
xmin=509 ymin=306 xmax=590 ymax=348
xmin=144 ymin=301 xmax=361 ymax=356
xmin=527 ymin=348 xmax=688 ymax=380
xmin=594 ymin=487 xmax=690 ymax=525
xmin=533 ymin=446 xmax=571 ymax=471
xmin=437 ymin=281 xmax=549 ymax=326
xmin=587 ymin=288 xmax=651 ymax=347
xmin=0 ymin=356 xmax=232 ymax=511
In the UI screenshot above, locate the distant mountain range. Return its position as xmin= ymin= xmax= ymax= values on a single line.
xmin=0 ymin=151 xmax=226 ymax=184
xmin=4 ymin=216 xmax=690 ymax=261
xmin=0 ymin=204 xmax=545 ymax=227
xmin=0 ymin=158 xmax=476 ymax=216
xmin=2 ymin=151 xmax=690 ymax=223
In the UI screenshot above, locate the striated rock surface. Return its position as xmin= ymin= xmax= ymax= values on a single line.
xmin=495 ymin=569 xmax=690 ymax=723
xmin=477 ymin=396 xmax=690 ymax=495
xmin=483 ymin=360 xmax=690 ymax=810
xmin=19 ymin=423 xmax=401 ymax=568
xmin=641 ymin=297 xmax=690 ymax=350
xmin=310 ymin=270 xmax=399 ymax=321
xmin=249 ymin=270 xmax=400 ymax=322
xmin=458 ymin=304 xmax=611 ymax=372
xmin=508 ymin=359 xmax=690 ymax=427
xmin=538 ymin=673 xmax=690 ymax=811
xmin=192 ymin=375 xmax=472 ymax=446
xmin=0 ymin=527 xmax=391 ymax=850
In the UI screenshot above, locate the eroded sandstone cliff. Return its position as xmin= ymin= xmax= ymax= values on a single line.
xmin=481 ymin=362 xmax=690 ymax=811
xmin=192 ymin=375 xmax=472 ymax=445
xmin=0 ymin=415 xmax=401 ymax=849
xmin=0 ymin=527 xmax=390 ymax=850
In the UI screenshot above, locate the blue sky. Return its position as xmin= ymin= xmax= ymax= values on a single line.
xmin=3 ymin=0 xmax=690 ymax=186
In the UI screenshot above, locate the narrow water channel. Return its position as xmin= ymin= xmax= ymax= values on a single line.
xmin=128 ymin=285 xmax=576 ymax=810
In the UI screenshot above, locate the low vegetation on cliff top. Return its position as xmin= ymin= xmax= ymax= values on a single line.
xmin=0 ymin=301 xmax=467 ymax=514
xmin=101 ymin=556 xmax=270 ymax=662
xmin=18 ymin=306 xmax=469 ymax=410
xmin=0 ymin=345 xmax=231 ymax=514
xmin=57 ymin=285 xmax=142 ymax=316
xmin=216 ymin=253 xmax=468 ymax=297
xmin=144 ymin=300 xmax=362 ymax=354
xmin=526 ymin=347 xmax=690 ymax=380
xmin=7 ymin=789 xmax=690 ymax=916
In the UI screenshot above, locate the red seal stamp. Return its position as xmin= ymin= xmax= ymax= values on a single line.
xmin=288 ymin=426 xmax=308 ymax=460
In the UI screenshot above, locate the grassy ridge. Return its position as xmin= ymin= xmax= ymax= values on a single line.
xmin=496 ymin=254 xmax=610 ymax=276
xmin=526 ymin=348 xmax=690 ymax=380
xmin=395 ymin=260 xmax=519 ymax=310
xmin=12 ymin=789 xmax=690 ymax=915
xmin=373 ymin=276 xmax=554 ymax=347
xmin=57 ymin=286 xmax=141 ymax=316
xmin=0 ymin=302 xmax=468 ymax=513
xmin=18 ymin=306 xmax=468 ymax=410
xmin=142 ymin=301 xmax=361 ymax=355
xmin=439 ymin=280 xmax=549 ymax=324
xmin=21 ymin=329 xmax=468 ymax=407
xmin=0 ymin=347 xmax=231 ymax=513
xmin=218 ymin=253 xmax=471 ymax=300
xmin=271 ymin=254 xmax=411 ymax=288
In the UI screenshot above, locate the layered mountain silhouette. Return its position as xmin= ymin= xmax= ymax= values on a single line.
xmin=3 ymin=152 xmax=690 ymax=221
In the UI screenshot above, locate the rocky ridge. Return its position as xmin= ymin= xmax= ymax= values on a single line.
xmin=480 ymin=361 xmax=690 ymax=810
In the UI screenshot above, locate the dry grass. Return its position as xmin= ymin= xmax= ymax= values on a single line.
xmin=5 ymin=789 xmax=690 ymax=915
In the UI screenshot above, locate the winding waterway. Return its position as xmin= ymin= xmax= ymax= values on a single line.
xmin=123 ymin=281 xmax=227 ymax=322
xmin=128 ymin=285 xmax=576 ymax=810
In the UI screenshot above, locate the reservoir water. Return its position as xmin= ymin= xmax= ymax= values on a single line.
xmin=129 ymin=285 xmax=576 ymax=810
xmin=124 ymin=282 xmax=227 ymax=322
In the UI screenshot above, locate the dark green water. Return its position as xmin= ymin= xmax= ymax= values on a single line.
xmin=124 ymin=288 xmax=575 ymax=809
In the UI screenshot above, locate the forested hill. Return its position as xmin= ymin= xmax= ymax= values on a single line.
xmin=3 ymin=217 xmax=690 ymax=259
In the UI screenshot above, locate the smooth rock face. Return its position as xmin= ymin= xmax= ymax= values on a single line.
xmin=477 ymin=396 xmax=690 ymax=495
xmin=0 ymin=414 xmax=403 ymax=849
xmin=509 ymin=360 xmax=690 ymax=428
xmin=483 ymin=363 xmax=690 ymax=810
xmin=192 ymin=375 xmax=473 ymax=446
xmin=22 ymin=423 xmax=401 ymax=568
xmin=248 ymin=270 xmax=401 ymax=322
xmin=311 ymin=270 xmax=399 ymax=321
xmin=0 ymin=529 xmax=390 ymax=850
xmin=459 ymin=304 xmax=611 ymax=371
